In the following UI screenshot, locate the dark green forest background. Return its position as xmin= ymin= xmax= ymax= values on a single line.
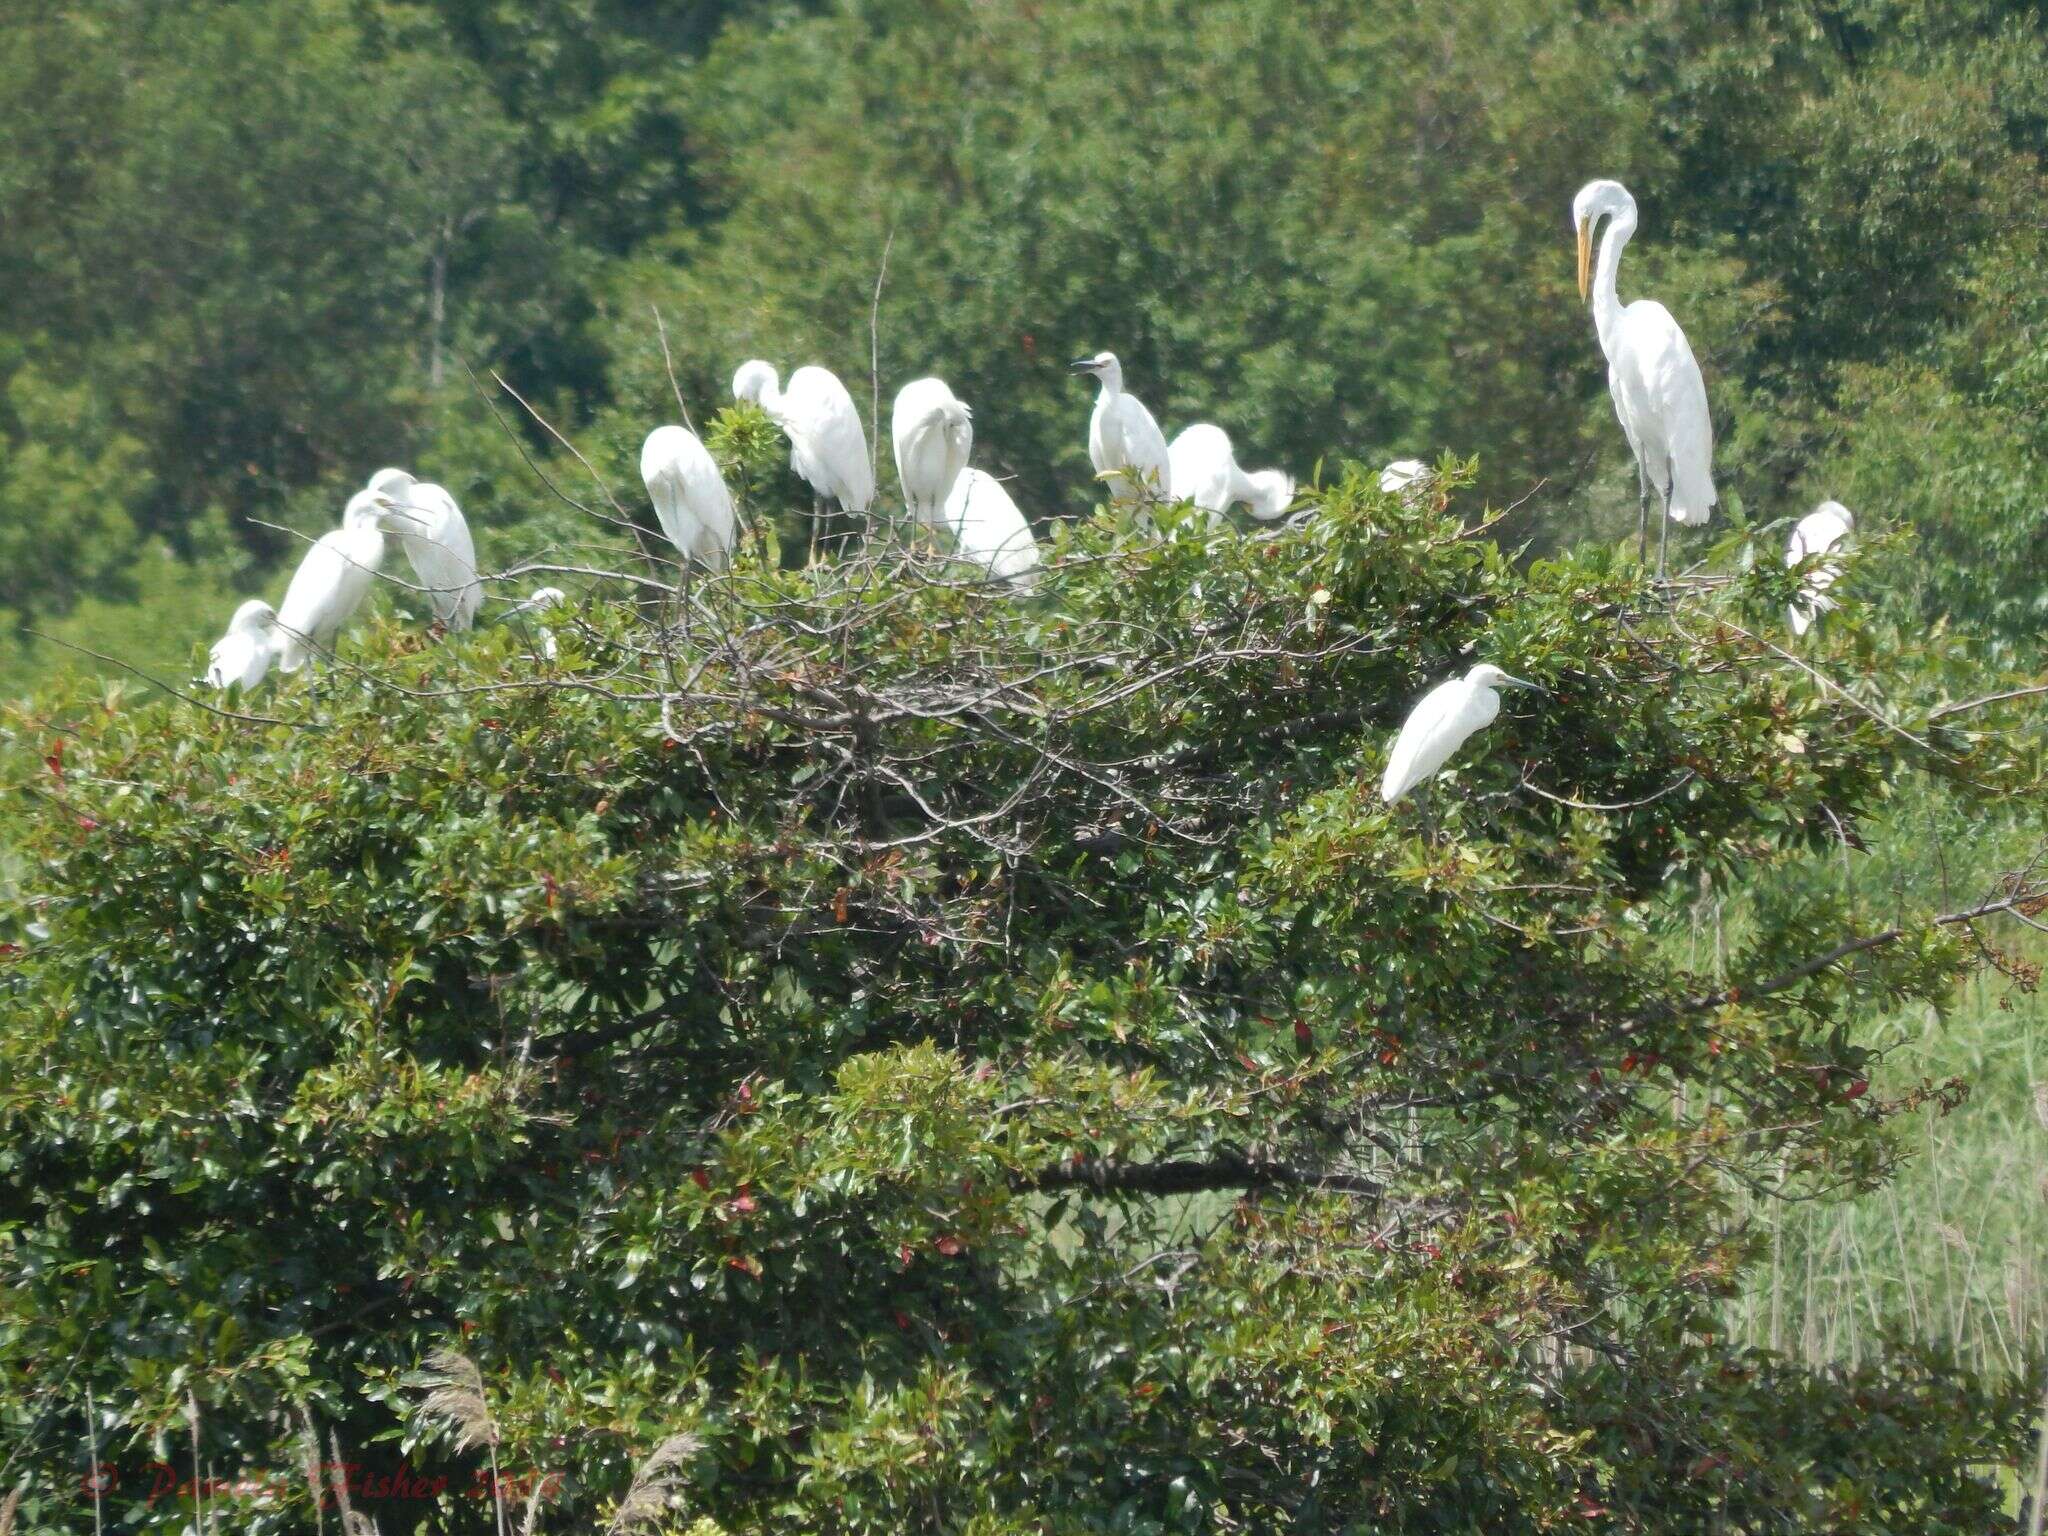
xmin=3 ymin=0 xmax=2045 ymax=682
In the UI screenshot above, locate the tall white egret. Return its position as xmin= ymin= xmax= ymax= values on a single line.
xmin=205 ymin=600 xmax=279 ymax=691
xmin=367 ymin=468 xmax=483 ymax=630
xmin=1379 ymin=459 xmax=1430 ymax=497
xmin=1573 ymin=179 xmax=1717 ymax=574
xmin=733 ymin=361 xmax=875 ymax=554
xmin=1380 ymin=664 xmax=1542 ymax=804
xmin=891 ymin=377 xmax=973 ymax=529
xmin=942 ymin=469 xmax=1041 ymax=589
xmin=1071 ymin=351 xmax=1170 ymax=505
xmin=275 ymin=490 xmax=422 ymax=673
xmin=1786 ymin=500 xmax=1855 ymax=636
xmin=641 ymin=425 xmax=737 ymax=570
xmin=1167 ymin=424 xmax=1293 ymax=522
xmin=503 ymin=585 xmax=566 ymax=659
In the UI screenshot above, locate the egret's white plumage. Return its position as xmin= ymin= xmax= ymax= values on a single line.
xmin=206 ymin=599 xmax=279 ymax=691
xmin=275 ymin=490 xmax=418 ymax=673
xmin=1167 ymin=424 xmax=1293 ymax=522
xmin=1786 ymin=500 xmax=1855 ymax=636
xmin=1380 ymin=664 xmax=1540 ymax=804
xmin=1072 ymin=351 xmax=1170 ymax=504
xmin=1573 ymin=180 xmax=1717 ymax=568
xmin=891 ymin=377 xmax=973 ymax=527
xmin=1379 ymin=459 xmax=1430 ymax=497
xmin=942 ymin=469 xmax=1041 ymax=588
xmin=504 ymin=585 xmax=566 ymax=659
xmin=641 ymin=425 xmax=736 ymax=570
xmin=368 ymin=468 xmax=482 ymax=630
xmin=733 ymin=360 xmax=875 ymax=515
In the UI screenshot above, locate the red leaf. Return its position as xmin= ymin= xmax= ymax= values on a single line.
xmin=833 ymin=886 xmax=850 ymax=924
xmin=690 ymin=1168 xmax=711 ymax=1191
xmin=1293 ymin=1020 xmax=1313 ymax=1046
xmin=1235 ymin=1051 xmax=1260 ymax=1073
xmin=934 ymin=1234 xmax=965 ymax=1257
xmin=898 ymin=1243 xmax=915 ymax=1267
xmin=729 ymin=1193 xmax=757 ymax=1215
xmin=44 ymin=741 xmax=63 ymax=781
xmin=894 ymin=1310 xmax=912 ymax=1330
xmin=1844 ymin=1078 xmax=1869 ymax=1101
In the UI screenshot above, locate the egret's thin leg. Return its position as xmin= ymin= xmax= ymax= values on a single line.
xmin=810 ymin=496 xmax=825 ymax=565
xmin=1636 ymin=464 xmax=1650 ymax=568
xmin=1657 ymin=474 xmax=1674 ymax=579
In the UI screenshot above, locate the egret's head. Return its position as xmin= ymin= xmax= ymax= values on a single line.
xmin=509 ymin=586 xmax=566 ymax=616
xmin=347 ymin=488 xmax=424 ymax=535
xmin=1814 ymin=500 xmax=1855 ymax=530
xmin=1469 ymin=663 xmax=1542 ymax=693
xmin=228 ymin=598 xmax=277 ymax=633
xmin=732 ymin=359 xmax=778 ymax=404
xmin=1571 ymin=179 xmax=1636 ymax=302
xmin=1068 ymin=350 xmax=1123 ymax=390
xmin=366 ymin=467 xmax=416 ymax=503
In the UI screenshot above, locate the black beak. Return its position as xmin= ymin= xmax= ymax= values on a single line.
xmin=1068 ymin=358 xmax=1098 ymax=374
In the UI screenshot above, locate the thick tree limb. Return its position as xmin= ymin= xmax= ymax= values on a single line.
xmin=1028 ymin=1154 xmax=1381 ymax=1199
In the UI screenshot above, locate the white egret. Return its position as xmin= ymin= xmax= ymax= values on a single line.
xmin=1380 ymin=664 xmax=1542 ymax=805
xmin=733 ymin=361 xmax=875 ymax=554
xmin=367 ymin=468 xmax=483 ymax=631
xmin=275 ymin=490 xmax=422 ymax=673
xmin=1379 ymin=459 xmax=1430 ymax=497
xmin=1786 ymin=500 xmax=1855 ymax=636
xmin=942 ymin=469 xmax=1040 ymax=589
xmin=1573 ymin=179 xmax=1717 ymax=574
xmin=503 ymin=585 xmax=566 ymax=659
xmin=891 ymin=377 xmax=973 ymax=529
xmin=1071 ymin=351 xmax=1170 ymax=505
xmin=1167 ymin=424 xmax=1293 ymax=522
xmin=641 ymin=425 xmax=737 ymax=571
xmin=205 ymin=600 xmax=279 ymax=691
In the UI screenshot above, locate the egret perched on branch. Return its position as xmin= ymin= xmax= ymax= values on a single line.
xmin=1379 ymin=459 xmax=1430 ymax=498
xmin=1167 ymin=424 xmax=1293 ymax=522
xmin=1072 ymin=351 xmax=1170 ymax=505
xmin=641 ymin=425 xmax=736 ymax=570
xmin=1380 ymin=664 xmax=1542 ymax=805
xmin=503 ymin=585 xmax=566 ymax=659
xmin=275 ymin=490 xmax=422 ymax=673
xmin=205 ymin=600 xmax=279 ymax=691
xmin=891 ymin=377 xmax=973 ymax=530
xmin=732 ymin=361 xmax=875 ymax=547
xmin=1786 ymin=501 xmax=1855 ymax=636
xmin=366 ymin=468 xmax=482 ymax=630
xmin=1573 ymin=179 xmax=1717 ymax=574
xmin=942 ymin=469 xmax=1040 ymax=588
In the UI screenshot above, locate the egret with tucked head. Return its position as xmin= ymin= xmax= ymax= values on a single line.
xmin=1167 ymin=424 xmax=1293 ymax=523
xmin=1785 ymin=501 xmax=1855 ymax=636
xmin=1573 ymin=179 xmax=1717 ymax=575
xmin=205 ymin=600 xmax=279 ymax=691
xmin=1380 ymin=664 xmax=1543 ymax=805
xmin=641 ymin=426 xmax=737 ymax=571
xmin=892 ymin=377 xmax=974 ymax=531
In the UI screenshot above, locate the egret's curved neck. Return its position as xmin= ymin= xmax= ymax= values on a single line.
xmin=1591 ymin=209 xmax=1635 ymax=356
xmin=1096 ymin=372 xmax=1123 ymax=400
xmin=757 ymin=375 xmax=784 ymax=416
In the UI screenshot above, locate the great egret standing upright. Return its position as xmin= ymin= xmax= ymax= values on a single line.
xmin=1166 ymin=424 xmax=1293 ymax=522
xmin=733 ymin=360 xmax=875 ymax=558
xmin=1380 ymin=664 xmax=1543 ymax=805
xmin=891 ymin=377 xmax=973 ymax=531
xmin=942 ymin=468 xmax=1040 ymax=589
xmin=1072 ymin=351 xmax=1170 ymax=505
xmin=1785 ymin=500 xmax=1855 ymax=636
xmin=1573 ymin=179 xmax=1717 ymax=575
xmin=275 ymin=490 xmax=422 ymax=673
xmin=206 ymin=600 xmax=279 ymax=690
xmin=641 ymin=425 xmax=737 ymax=571
xmin=367 ymin=468 xmax=483 ymax=631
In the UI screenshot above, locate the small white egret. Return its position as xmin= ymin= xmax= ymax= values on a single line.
xmin=367 ymin=468 xmax=483 ymax=631
xmin=1072 ymin=351 xmax=1170 ymax=505
xmin=1573 ymin=179 xmax=1717 ymax=574
xmin=891 ymin=377 xmax=973 ymax=529
xmin=1167 ymin=424 xmax=1293 ymax=522
xmin=1379 ymin=459 xmax=1430 ymax=497
xmin=1380 ymin=664 xmax=1542 ymax=805
xmin=275 ymin=490 xmax=422 ymax=673
xmin=503 ymin=585 xmax=566 ymax=659
xmin=733 ymin=361 xmax=875 ymax=553
xmin=205 ymin=600 xmax=279 ymax=691
xmin=1786 ymin=500 xmax=1855 ymax=636
xmin=641 ymin=425 xmax=737 ymax=571
xmin=942 ymin=468 xmax=1041 ymax=589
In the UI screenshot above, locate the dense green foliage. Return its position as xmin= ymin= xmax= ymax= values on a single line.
xmin=4 ymin=473 xmax=2044 ymax=1531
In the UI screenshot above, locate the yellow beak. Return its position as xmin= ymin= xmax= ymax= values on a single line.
xmin=1576 ymin=217 xmax=1592 ymax=303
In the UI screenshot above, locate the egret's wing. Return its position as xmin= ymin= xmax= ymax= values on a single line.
xmin=404 ymin=485 xmax=482 ymax=629
xmin=642 ymin=426 xmax=732 ymax=566
xmin=1629 ymin=302 xmax=1716 ymax=524
xmin=786 ymin=367 xmax=874 ymax=512
xmin=207 ymin=632 xmax=258 ymax=690
xmin=1168 ymin=425 xmax=1231 ymax=513
xmin=275 ymin=537 xmax=346 ymax=671
xmin=1380 ymin=678 xmax=1498 ymax=803
xmin=1120 ymin=395 xmax=1173 ymax=499
xmin=945 ymin=469 xmax=1040 ymax=586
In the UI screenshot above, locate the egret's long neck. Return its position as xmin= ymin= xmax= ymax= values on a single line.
xmin=758 ymin=376 xmax=784 ymax=417
xmin=1591 ymin=210 xmax=1635 ymax=357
